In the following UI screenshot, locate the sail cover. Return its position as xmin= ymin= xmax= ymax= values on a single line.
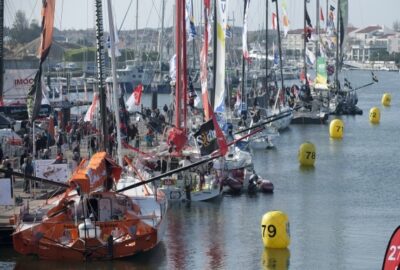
xmin=339 ymin=0 xmax=348 ymax=70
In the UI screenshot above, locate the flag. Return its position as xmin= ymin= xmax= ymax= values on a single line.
xmin=185 ymin=0 xmax=197 ymax=41
xmin=225 ymin=24 xmax=232 ymax=38
xmin=305 ymin=8 xmax=313 ymax=28
xmin=235 ymin=91 xmax=241 ymax=107
xmin=272 ymin=12 xmax=277 ymax=30
xmin=214 ymin=0 xmax=228 ymax=113
xmin=281 ymin=0 xmax=290 ymax=37
xmin=106 ymin=4 xmax=121 ymax=58
xmin=320 ymin=7 xmax=325 ymax=22
xmin=84 ymin=93 xmax=99 ymax=122
xmin=200 ymin=0 xmax=212 ymax=120
xmin=169 ymin=54 xmax=176 ymax=82
xmin=242 ymin=0 xmax=250 ymax=62
xmin=306 ymin=48 xmax=316 ymax=65
xmin=133 ymin=84 xmax=143 ymax=106
xmin=194 ymin=114 xmax=227 ymax=156
xmin=27 ymin=0 xmax=55 ymax=123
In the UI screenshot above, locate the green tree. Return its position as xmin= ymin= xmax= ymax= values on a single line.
xmin=9 ymin=10 xmax=29 ymax=44
xmin=9 ymin=11 xmax=42 ymax=45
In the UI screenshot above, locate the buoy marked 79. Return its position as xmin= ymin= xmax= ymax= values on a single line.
xmin=262 ymin=224 xmax=276 ymax=238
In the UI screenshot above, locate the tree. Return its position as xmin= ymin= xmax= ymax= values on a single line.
xmin=9 ymin=10 xmax=29 ymax=44
xmin=9 ymin=10 xmax=42 ymax=45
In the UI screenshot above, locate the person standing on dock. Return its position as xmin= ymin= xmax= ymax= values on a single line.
xmin=21 ymin=157 xmax=34 ymax=193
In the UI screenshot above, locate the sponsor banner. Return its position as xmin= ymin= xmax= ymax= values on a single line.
xmin=3 ymin=69 xmax=36 ymax=102
xmin=34 ymin=159 xmax=70 ymax=183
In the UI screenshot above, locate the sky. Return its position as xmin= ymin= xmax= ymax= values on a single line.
xmin=4 ymin=0 xmax=400 ymax=32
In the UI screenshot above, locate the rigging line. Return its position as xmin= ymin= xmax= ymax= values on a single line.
xmin=118 ymin=0 xmax=134 ymax=32
xmin=27 ymin=0 xmax=39 ymax=23
xmin=59 ymin=0 xmax=64 ymax=31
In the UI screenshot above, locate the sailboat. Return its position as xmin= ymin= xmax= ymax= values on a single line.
xmin=154 ymin=0 xmax=223 ymax=202
xmin=291 ymin=0 xmax=329 ymax=124
xmin=264 ymin=0 xmax=293 ymax=131
xmin=12 ymin=0 xmax=167 ymax=260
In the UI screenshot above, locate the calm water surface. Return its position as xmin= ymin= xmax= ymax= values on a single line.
xmin=1 ymin=70 xmax=399 ymax=269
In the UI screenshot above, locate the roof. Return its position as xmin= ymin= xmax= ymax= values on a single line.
xmin=356 ymin=25 xmax=382 ymax=34
xmin=287 ymin=29 xmax=305 ymax=35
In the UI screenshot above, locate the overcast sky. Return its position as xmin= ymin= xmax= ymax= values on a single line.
xmin=5 ymin=0 xmax=400 ymax=32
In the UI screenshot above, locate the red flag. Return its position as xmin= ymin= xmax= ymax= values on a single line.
xmin=272 ymin=12 xmax=277 ymax=30
xmin=133 ymin=84 xmax=143 ymax=105
xmin=383 ymin=226 xmax=400 ymax=270
xmin=212 ymin=114 xmax=228 ymax=156
xmin=320 ymin=7 xmax=324 ymax=22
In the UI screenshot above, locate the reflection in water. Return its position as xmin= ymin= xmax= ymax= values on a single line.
xmin=167 ymin=204 xmax=189 ymax=270
xmin=261 ymin=248 xmax=290 ymax=270
xmin=11 ymin=239 xmax=167 ymax=270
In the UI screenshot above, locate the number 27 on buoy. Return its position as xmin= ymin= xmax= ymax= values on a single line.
xmin=382 ymin=226 xmax=400 ymax=269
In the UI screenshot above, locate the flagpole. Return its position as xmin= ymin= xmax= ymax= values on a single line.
xmin=211 ymin=0 xmax=217 ymax=110
xmin=316 ymin=0 xmax=320 ymax=64
xmin=335 ymin=0 xmax=340 ymax=91
xmin=265 ymin=0 xmax=269 ymax=112
xmin=241 ymin=0 xmax=247 ymax=115
xmin=273 ymin=0 xmax=285 ymax=104
xmin=0 ymin=0 xmax=4 ymax=105
xmin=303 ymin=0 xmax=308 ymax=86
xmin=107 ymin=0 xmax=123 ymax=166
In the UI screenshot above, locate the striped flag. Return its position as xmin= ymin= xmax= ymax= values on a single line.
xmin=84 ymin=93 xmax=99 ymax=122
xmin=242 ymin=0 xmax=250 ymax=62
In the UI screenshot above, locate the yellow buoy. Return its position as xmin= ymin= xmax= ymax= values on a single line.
xmin=329 ymin=119 xmax=344 ymax=139
xmin=382 ymin=93 xmax=392 ymax=106
xmin=262 ymin=248 xmax=290 ymax=270
xmin=298 ymin=142 xmax=316 ymax=166
xmin=261 ymin=211 xmax=290 ymax=249
xmin=369 ymin=107 xmax=380 ymax=124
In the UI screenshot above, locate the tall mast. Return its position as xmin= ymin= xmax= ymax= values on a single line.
xmin=107 ymin=0 xmax=123 ymax=165
xmin=175 ymin=0 xmax=187 ymax=129
xmin=335 ymin=0 xmax=340 ymax=90
xmin=241 ymin=0 xmax=247 ymax=111
xmin=0 ymin=0 xmax=3 ymax=104
xmin=191 ymin=0 xmax=196 ymax=69
xmin=95 ymin=0 xmax=108 ymax=151
xmin=182 ymin=0 xmax=188 ymax=131
xmin=211 ymin=1 xmax=217 ymax=110
xmin=273 ymin=0 xmax=285 ymax=99
xmin=159 ymin=0 xmax=165 ymax=71
xmin=315 ymin=0 xmax=320 ymax=63
xmin=303 ymin=0 xmax=308 ymax=86
xmin=136 ymin=0 xmax=139 ymax=58
xmin=265 ymin=0 xmax=269 ymax=107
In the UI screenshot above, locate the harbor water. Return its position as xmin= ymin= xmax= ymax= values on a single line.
xmin=1 ymin=70 xmax=400 ymax=269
